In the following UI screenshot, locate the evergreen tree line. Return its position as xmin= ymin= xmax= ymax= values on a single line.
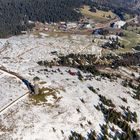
xmin=112 ymin=52 xmax=140 ymax=68
xmin=0 ymin=0 xmax=85 ymax=37
xmin=0 ymin=0 xmax=139 ymax=37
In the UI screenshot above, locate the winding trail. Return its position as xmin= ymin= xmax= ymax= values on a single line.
xmin=0 ymin=92 xmax=28 ymax=115
xmin=0 ymin=65 xmax=34 ymax=93
xmin=0 ymin=66 xmax=24 ymax=80
xmin=0 ymin=66 xmax=32 ymax=115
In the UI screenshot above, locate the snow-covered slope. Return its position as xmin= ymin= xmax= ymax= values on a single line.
xmin=0 ymin=33 xmax=139 ymax=140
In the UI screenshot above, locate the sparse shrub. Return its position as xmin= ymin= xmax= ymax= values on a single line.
xmin=80 ymin=123 xmax=84 ymax=128
xmin=87 ymin=121 xmax=92 ymax=125
xmin=120 ymin=97 xmax=127 ymax=103
xmin=69 ymin=131 xmax=84 ymax=140
xmin=88 ymin=86 xmax=97 ymax=94
xmin=76 ymin=108 xmax=80 ymax=113
xmin=87 ymin=130 xmax=96 ymax=140
xmin=99 ymin=95 xmax=115 ymax=107
xmin=80 ymin=98 xmax=85 ymax=104
xmin=94 ymin=105 xmax=100 ymax=111
xmin=134 ymin=84 xmax=140 ymax=100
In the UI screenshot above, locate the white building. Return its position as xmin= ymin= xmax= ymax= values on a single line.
xmin=84 ymin=23 xmax=92 ymax=29
xmin=113 ymin=21 xmax=126 ymax=29
xmin=67 ymin=22 xmax=77 ymax=29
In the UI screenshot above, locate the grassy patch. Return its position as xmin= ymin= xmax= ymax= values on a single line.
xmin=39 ymin=81 xmax=47 ymax=85
xmin=30 ymin=93 xmax=47 ymax=103
xmin=80 ymin=5 xmax=116 ymax=22
xmin=124 ymin=13 xmax=133 ymax=20
xmin=127 ymin=26 xmax=140 ymax=34
xmin=29 ymin=87 xmax=58 ymax=104
xmin=115 ymin=30 xmax=140 ymax=53
xmin=125 ymin=30 xmax=140 ymax=45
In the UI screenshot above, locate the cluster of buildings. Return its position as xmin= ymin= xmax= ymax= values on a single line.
xmin=58 ymin=21 xmax=94 ymax=31
xmin=32 ymin=19 xmax=95 ymax=33
xmin=58 ymin=20 xmax=127 ymax=32
xmin=23 ymin=18 xmax=131 ymax=39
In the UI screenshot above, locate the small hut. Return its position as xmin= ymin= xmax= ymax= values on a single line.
xmin=33 ymin=77 xmax=40 ymax=94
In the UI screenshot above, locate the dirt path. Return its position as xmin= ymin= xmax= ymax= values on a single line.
xmin=0 ymin=92 xmax=28 ymax=115
xmin=0 ymin=66 xmax=31 ymax=115
xmin=0 ymin=66 xmax=24 ymax=80
xmin=0 ymin=41 xmax=11 ymax=54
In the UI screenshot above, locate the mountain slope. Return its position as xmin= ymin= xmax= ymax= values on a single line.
xmin=0 ymin=34 xmax=139 ymax=139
